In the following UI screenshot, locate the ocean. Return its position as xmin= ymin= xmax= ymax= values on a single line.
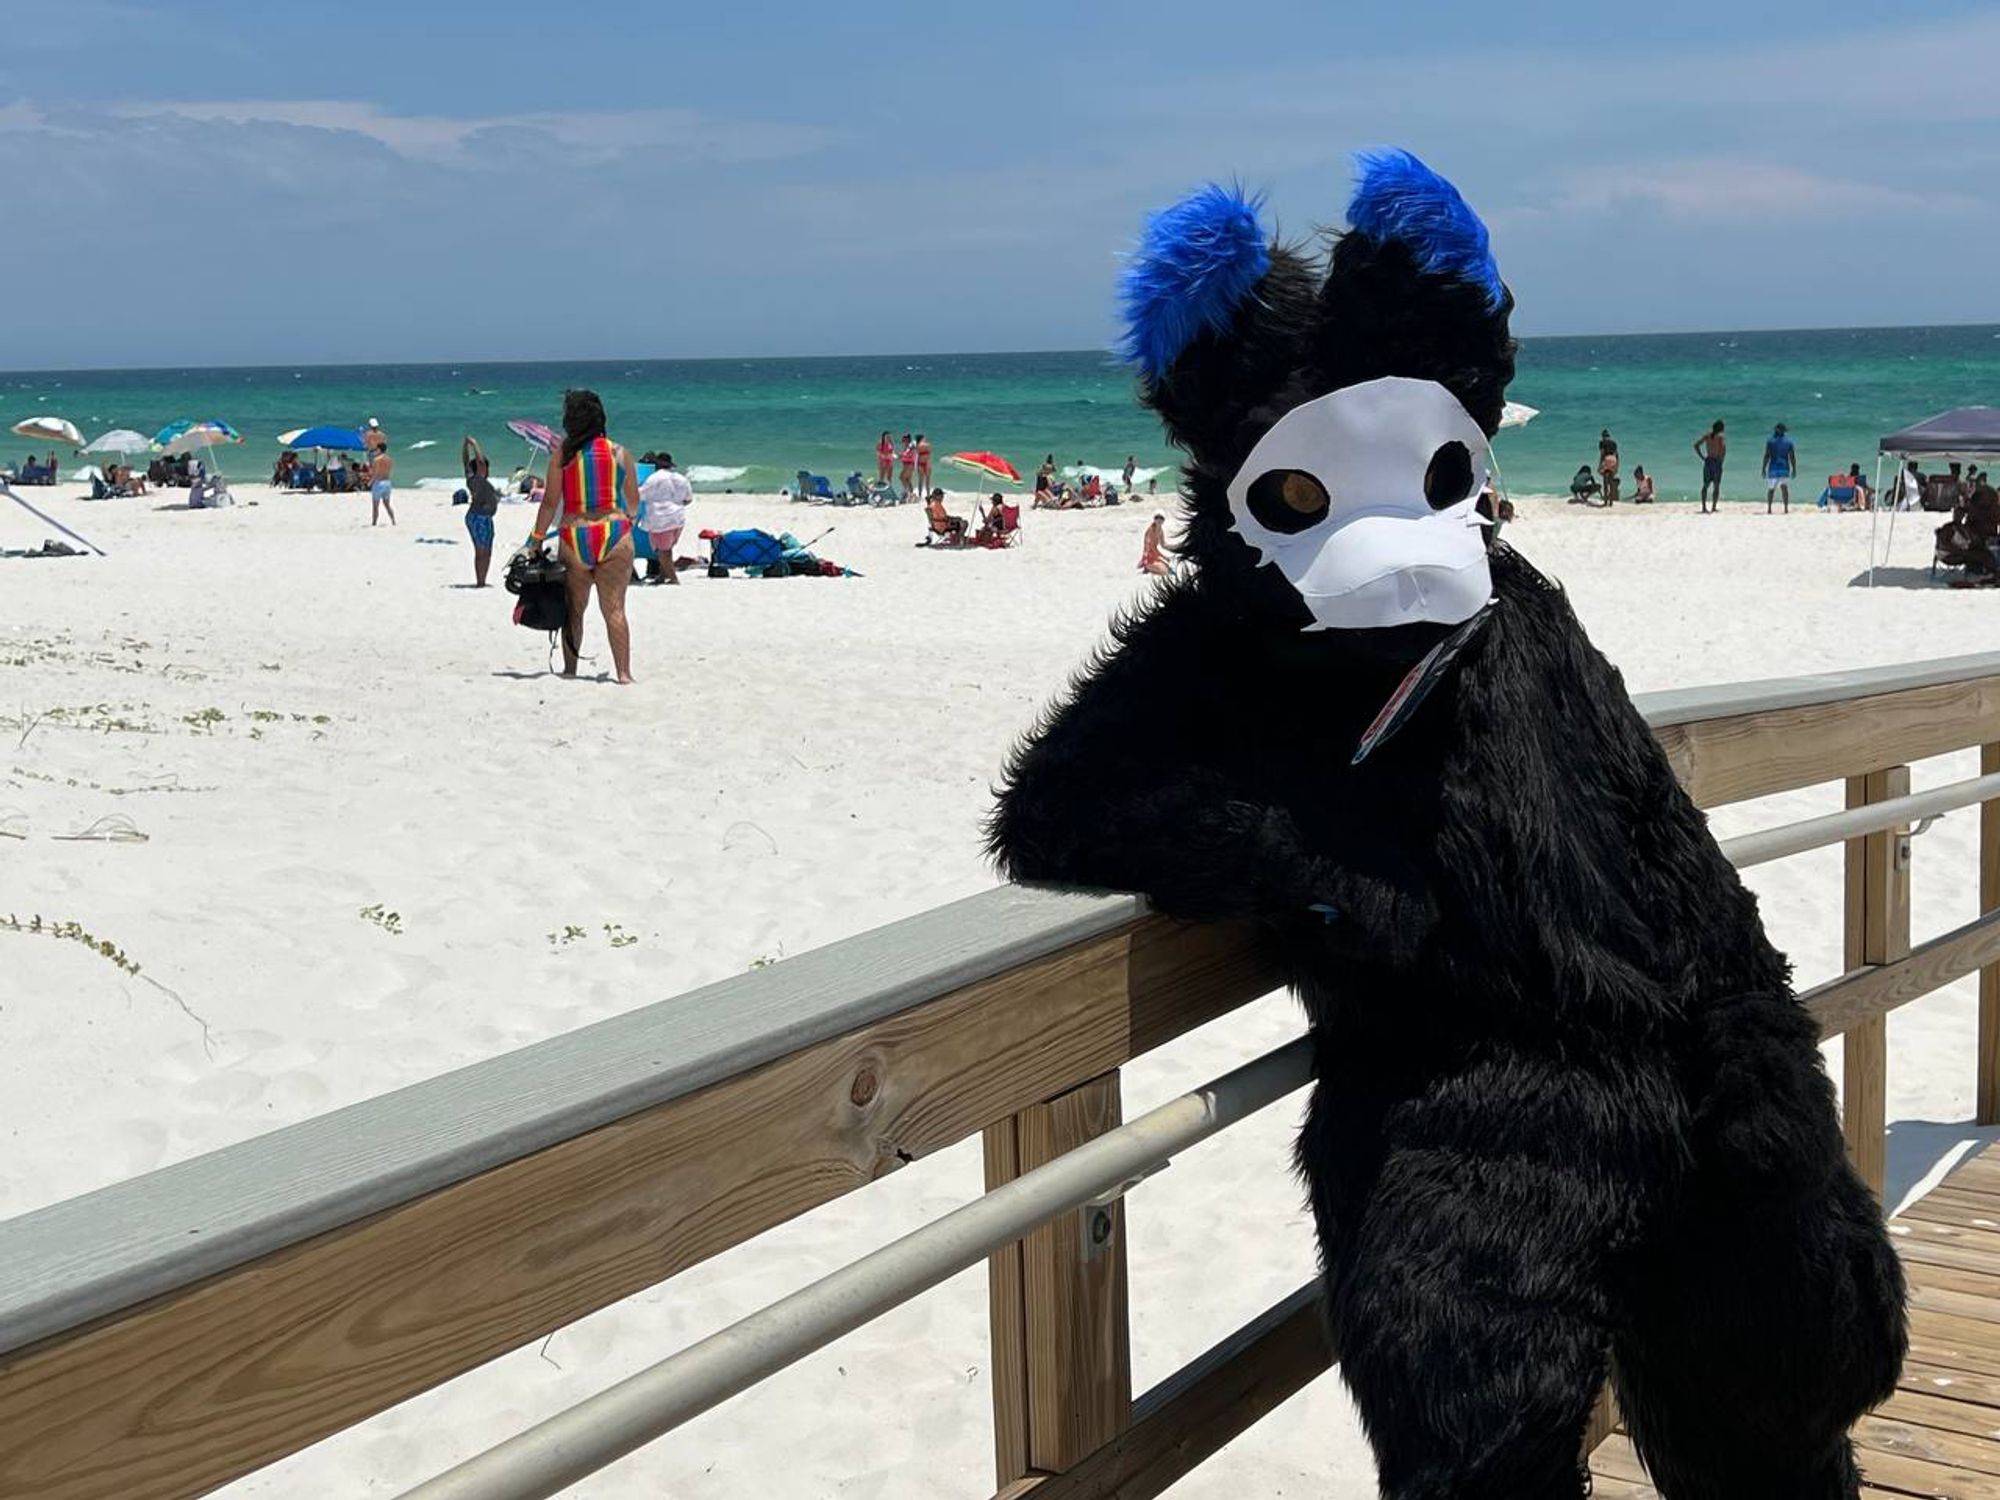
xmin=5 ymin=325 xmax=1998 ymax=502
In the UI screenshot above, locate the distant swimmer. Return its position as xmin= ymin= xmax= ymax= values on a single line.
xmin=1693 ymin=420 xmax=1726 ymax=513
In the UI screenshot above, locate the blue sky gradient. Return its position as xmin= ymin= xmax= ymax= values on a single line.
xmin=2 ymin=0 xmax=1996 ymax=366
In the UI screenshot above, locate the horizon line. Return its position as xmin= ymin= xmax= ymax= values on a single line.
xmin=3 ymin=318 xmax=1996 ymax=380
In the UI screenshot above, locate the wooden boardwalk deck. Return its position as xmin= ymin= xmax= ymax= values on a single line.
xmin=1590 ymin=1145 xmax=2000 ymax=1498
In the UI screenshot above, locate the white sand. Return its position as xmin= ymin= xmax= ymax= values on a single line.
xmin=0 ymin=482 xmax=1990 ymax=1495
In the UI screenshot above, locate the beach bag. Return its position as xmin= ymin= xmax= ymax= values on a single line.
xmin=506 ymin=550 xmax=569 ymax=632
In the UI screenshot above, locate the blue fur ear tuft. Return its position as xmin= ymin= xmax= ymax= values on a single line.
xmin=1347 ymin=149 xmax=1502 ymax=309
xmin=1119 ymin=183 xmax=1270 ymax=380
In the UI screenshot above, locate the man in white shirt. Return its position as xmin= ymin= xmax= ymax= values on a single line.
xmin=639 ymin=452 xmax=693 ymax=584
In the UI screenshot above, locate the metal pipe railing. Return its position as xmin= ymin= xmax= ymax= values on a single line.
xmin=398 ymin=1036 xmax=1316 ymax=1500
xmin=1716 ymin=770 xmax=2000 ymax=869
xmin=399 ymin=767 xmax=2000 ymax=1499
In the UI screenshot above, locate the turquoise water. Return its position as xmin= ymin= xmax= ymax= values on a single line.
xmin=4 ymin=326 xmax=1997 ymax=500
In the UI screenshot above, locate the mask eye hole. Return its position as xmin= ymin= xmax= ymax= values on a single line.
xmin=1245 ymin=468 xmax=1330 ymax=534
xmin=1423 ymin=441 xmax=1475 ymax=511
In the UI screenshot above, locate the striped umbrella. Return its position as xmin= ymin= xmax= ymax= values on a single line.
xmin=11 ymin=415 xmax=85 ymax=449
xmin=152 ymin=419 xmax=242 ymax=450
xmin=507 ymin=419 xmax=561 ymax=453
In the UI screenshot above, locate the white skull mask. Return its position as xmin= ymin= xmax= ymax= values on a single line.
xmin=1224 ymin=375 xmax=1494 ymax=632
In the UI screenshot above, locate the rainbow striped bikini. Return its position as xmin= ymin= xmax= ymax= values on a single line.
xmin=559 ymin=435 xmax=632 ymax=568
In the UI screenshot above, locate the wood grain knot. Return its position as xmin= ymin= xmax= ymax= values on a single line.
xmin=849 ymin=1066 xmax=880 ymax=1107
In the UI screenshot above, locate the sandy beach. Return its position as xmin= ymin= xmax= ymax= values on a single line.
xmin=1 ymin=480 xmax=1991 ymax=1496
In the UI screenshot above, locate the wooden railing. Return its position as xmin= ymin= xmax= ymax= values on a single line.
xmin=2 ymin=652 xmax=1999 ymax=1499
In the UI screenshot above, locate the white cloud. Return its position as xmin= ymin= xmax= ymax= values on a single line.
xmin=1515 ymin=159 xmax=1979 ymax=223
xmin=106 ymin=99 xmax=834 ymax=169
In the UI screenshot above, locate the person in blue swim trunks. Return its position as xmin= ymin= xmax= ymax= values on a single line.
xmin=1693 ymin=419 xmax=1726 ymax=513
xmin=461 ymin=435 xmax=499 ymax=586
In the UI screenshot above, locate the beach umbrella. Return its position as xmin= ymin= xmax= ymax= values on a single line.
xmin=1499 ymin=401 xmax=1539 ymax=430
xmin=84 ymin=428 xmax=149 ymax=455
xmin=11 ymin=415 xmax=84 ymax=449
xmin=946 ymin=450 xmax=1023 ymax=485
xmin=152 ymin=418 xmax=195 ymax=448
xmin=184 ymin=420 xmax=243 ymax=448
xmin=277 ymin=425 xmax=366 ymax=450
xmin=507 ymin=418 xmax=561 ymax=453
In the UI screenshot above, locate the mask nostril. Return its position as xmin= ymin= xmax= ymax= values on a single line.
xmin=1423 ymin=441 xmax=1474 ymax=511
xmin=1245 ymin=468 xmax=1330 ymax=534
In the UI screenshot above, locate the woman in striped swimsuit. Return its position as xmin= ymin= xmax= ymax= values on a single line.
xmin=524 ymin=389 xmax=640 ymax=683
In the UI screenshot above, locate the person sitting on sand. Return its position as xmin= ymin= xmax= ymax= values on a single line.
xmin=1569 ymin=465 xmax=1600 ymax=504
xmin=1082 ymin=472 xmax=1102 ymax=504
xmin=925 ymin=489 xmax=968 ymax=545
xmin=1139 ymin=513 xmax=1171 ymax=575
xmin=522 ymin=387 xmax=639 ymax=684
xmin=462 ymin=436 xmax=499 ymax=587
xmin=272 ymin=452 xmax=297 ymax=488
xmin=1632 ymin=466 xmax=1655 ymax=504
xmin=1961 ymin=478 xmax=2000 ymax=583
xmin=1849 ymin=463 xmax=1874 ymax=511
xmin=1033 ymin=468 xmax=1053 ymax=509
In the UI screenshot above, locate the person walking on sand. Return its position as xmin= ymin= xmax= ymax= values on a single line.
xmin=898 ymin=433 xmax=917 ymax=498
xmin=522 ymin=388 xmax=640 ymax=684
xmin=876 ymin=429 xmax=894 ymax=485
xmin=915 ymin=432 xmax=932 ymax=496
xmin=369 ymin=442 xmax=396 ymax=526
xmin=1693 ymin=420 xmax=1727 ymax=513
xmin=1139 ymin=513 xmax=1171 ymax=575
xmin=638 ymin=450 xmax=692 ymax=585
xmin=1597 ymin=428 xmax=1621 ymax=505
xmin=1763 ymin=422 xmax=1798 ymax=514
xmin=461 ymin=436 xmax=499 ymax=586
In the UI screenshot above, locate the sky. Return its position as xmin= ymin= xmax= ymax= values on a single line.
xmin=2 ymin=0 xmax=1997 ymax=368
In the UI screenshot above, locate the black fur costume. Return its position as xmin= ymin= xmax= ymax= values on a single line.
xmin=989 ymin=156 xmax=1905 ymax=1498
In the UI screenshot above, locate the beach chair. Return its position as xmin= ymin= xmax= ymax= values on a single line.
xmin=1819 ymin=475 xmax=1858 ymax=510
xmin=1934 ymin=519 xmax=1988 ymax=580
xmin=971 ymin=503 xmax=1022 ymax=549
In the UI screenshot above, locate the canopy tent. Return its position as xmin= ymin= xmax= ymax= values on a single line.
xmin=1871 ymin=406 xmax=2000 ymax=585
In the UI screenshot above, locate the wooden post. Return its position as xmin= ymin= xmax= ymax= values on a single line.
xmin=1980 ymin=743 xmax=2000 ymax=1124
xmin=1843 ymin=767 xmax=1911 ymax=1197
xmin=984 ymin=1071 xmax=1132 ymax=1485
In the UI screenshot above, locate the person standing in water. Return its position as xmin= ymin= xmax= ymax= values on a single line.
xmin=1122 ymin=454 xmax=1137 ymax=491
xmin=369 ymin=441 xmax=396 ymax=526
xmin=523 ymin=388 xmax=638 ymax=684
xmin=461 ymin=436 xmax=499 ymax=586
xmin=1693 ymin=420 xmax=1727 ymax=513
xmin=898 ymin=433 xmax=917 ymax=498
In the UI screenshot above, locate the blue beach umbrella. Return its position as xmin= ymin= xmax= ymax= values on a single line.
xmin=277 ymin=425 xmax=366 ymax=450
